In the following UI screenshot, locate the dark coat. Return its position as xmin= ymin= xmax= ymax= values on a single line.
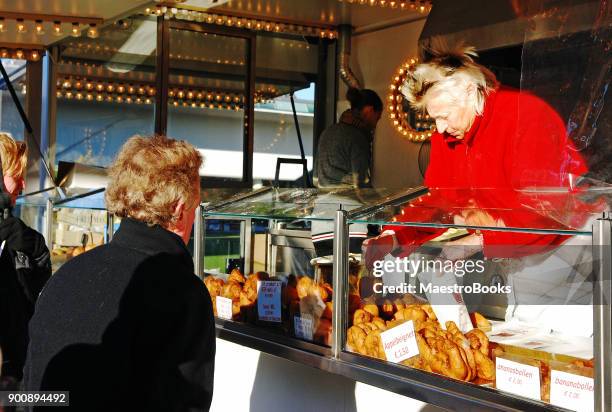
xmin=315 ymin=109 xmax=374 ymax=188
xmin=0 ymin=215 xmax=51 ymax=381
xmin=23 ymin=218 xmax=215 ymax=412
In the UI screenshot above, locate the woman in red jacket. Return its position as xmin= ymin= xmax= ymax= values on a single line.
xmin=364 ymin=43 xmax=592 ymax=265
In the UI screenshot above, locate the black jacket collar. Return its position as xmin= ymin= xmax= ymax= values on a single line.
xmin=111 ymin=218 xmax=194 ymax=272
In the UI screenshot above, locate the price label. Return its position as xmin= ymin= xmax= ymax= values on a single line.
xmin=294 ymin=315 xmax=313 ymax=341
xmin=495 ymin=358 xmax=541 ymax=400
xmin=380 ymin=320 xmax=419 ymax=363
xmin=550 ymin=370 xmax=594 ymax=412
xmin=216 ymin=296 xmax=233 ymax=320
xmin=257 ymin=281 xmax=281 ymax=322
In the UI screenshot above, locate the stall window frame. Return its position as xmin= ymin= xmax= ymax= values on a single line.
xmin=156 ymin=18 xmax=257 ymax=188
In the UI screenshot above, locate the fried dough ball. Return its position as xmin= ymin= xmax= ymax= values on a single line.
xmin=465 ymin=328 xmax=489 ymax=356
xmin=348 ymin=325 xmax=368 ymax=355
xmin=240 ymin=290 xmax=254 ymax=307
xmin=426 ymin=336 xmax=470 ymax=381
xmin=363 ymin=304 xmax=379 ymax=318
xmin=204 ymin=276 xmax=225 ymax=297
xmin=470 ymin=311 xmax=491 ymax=332
xmin=353 ymin=309 xmax=372 ymax=325
xmin=228 ymin=268 xmax=246 ymax=284
xmin=222 ymin=281 xmax=242 ymax=301
xmin=297 ymin=276 xmax=314 ymax=299
xmin=364 ymin=330 xmax=385 ymax=359
xmin=243 ymin=272 xmax=268 ymax=302
xmin=371 ymin=317 xmax=387 ymax=331
xmin=394 ymin=306 xmax=428 ymax=323
xmin=472 ymin=348 xmax=495 ymax=380
xmin=445 ymin=321 xmax=477 ymax=381
xmin=401 ymin=355 xmax=431 ymax=371
xmin=421 ymin=304 xmax=437 ymax=321
xmin=385 ymin=319 xmax=405 ymax=329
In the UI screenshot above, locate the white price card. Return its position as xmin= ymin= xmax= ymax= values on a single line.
xmin=495 ymin=358 xmax=541 ymax=401
xmin=216 ymin=296 xmax=233 ymax=320
xmin=257 ymin=281 xmax=281 ymax=322
xmin=380 ymin=320 xmax=419 ymax=363
xmin=550 ymin=370 xmax=594 ymax=412
xmin=294 ymin=315 xmax=313 ymax=341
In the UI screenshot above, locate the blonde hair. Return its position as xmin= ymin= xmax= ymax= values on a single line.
xmin=0 ymin=132 xmax=27 ymax=177
xmin=105 ymin=135 xmax=203 ymax=227
xmin=402 ymin=41 xmax=498 ymax=115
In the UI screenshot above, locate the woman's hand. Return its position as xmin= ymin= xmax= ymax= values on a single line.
xmin=439 ymin=233 xmax=484 ymax=261
xmin=362 ymin=230 xmax=398 ymax=269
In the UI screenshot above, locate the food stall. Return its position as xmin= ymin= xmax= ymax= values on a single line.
xmin=199 ymin=185 xmax=611 ymax=411
xmin=1 ymin=0 xmax=610 ymax=410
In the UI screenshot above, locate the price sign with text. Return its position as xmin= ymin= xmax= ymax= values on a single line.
xmin=257 ymin=281 xmax=281 ymax=322
xmin=495 ymin=358 xmax=541 ymax=400
xmin=216 ymin=296 xmax=233 ymax=320
xmin=294 ymin=315 xmax=314 ymax=341
xmin=550 ymin=370 xmax=594 ymax=412
xmin=380 ymin=320 xmax=419 ymax=363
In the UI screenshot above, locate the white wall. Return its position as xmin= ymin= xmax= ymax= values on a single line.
xmin=211 ymin=338 xmax=446 ymax=412
xmin=339 ymin=19 xmax=428 ymax=189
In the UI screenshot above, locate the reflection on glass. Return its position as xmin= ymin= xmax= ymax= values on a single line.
xmin=253 ymin=35 xmax=318 ymax=185
xmin=55 ymin=16 xmax=156 ymax=167
xmin=0 ymin=58 xmax=27 ymax=140
xmin=16 ymin=188 xmax=109 ymax=273
xmin=167 ymin=28 xmax=248 ymax=181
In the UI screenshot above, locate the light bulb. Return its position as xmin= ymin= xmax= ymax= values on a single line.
xmin=71 ymin=23 xmax=81 ymax=37
xmin=16 ymin=19 xmax=27 ymax=34
xmin=35 ymin=20 xmax=45 ymax=35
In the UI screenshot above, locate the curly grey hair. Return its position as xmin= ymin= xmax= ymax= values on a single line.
xmin=401 ymin=41 xmax=499 ymax=115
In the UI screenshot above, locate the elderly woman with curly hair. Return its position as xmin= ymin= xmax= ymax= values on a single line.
xmin=24 ymin=135 xmax=215 ymax=412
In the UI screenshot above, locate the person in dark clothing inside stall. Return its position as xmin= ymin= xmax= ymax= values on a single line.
xmin=0 ymin=133 xmax=51 ymax=391
xmin=24 ymin=135 xmax=215 ymax=412
xmin=312 ymin=88 xmax=383 ymax=257
xmin=315 ymin=87 xmax=383 ymax=189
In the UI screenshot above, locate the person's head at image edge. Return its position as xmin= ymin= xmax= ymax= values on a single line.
xmin=402 ymin=42 xmax=499 ymax=140
xmin=345 ymin=87 xmax=383 ymax=130
xmin=0 ymin=132 xmax=27 ymax=207
xmin=105 ymin=134 xmax=202 ymax=244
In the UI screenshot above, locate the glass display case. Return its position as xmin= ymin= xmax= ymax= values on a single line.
xmin=199 ymin=184 xmax=612 ymax=411
xmin=198 ymin=186 xmax=419 ymax=350
xmin=15 ymin=188 xmax=111 ymax=272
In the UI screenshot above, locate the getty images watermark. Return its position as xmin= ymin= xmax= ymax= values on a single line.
xmin=370 ymin=255 xmax=512 ymax=295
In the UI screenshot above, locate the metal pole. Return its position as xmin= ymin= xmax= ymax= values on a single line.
xmin=44 ymin=198 xmax=53 ymax=250
xmin=106 ymin=213 xmax=115 ymax=243
xmin=194 ymin=204 xmax=204 ymax=279
xmin=289 ymin=91 xmax=311 ymax=187
xmin=593 ymin=214 xmax=611 ymax=412
xmin=331 ymin=209 xmax=348 ymax=358
xmin=244 ymin=217 xmax=253 ymax=275
xmin=154 ymin=15 xmax=169 ymax=135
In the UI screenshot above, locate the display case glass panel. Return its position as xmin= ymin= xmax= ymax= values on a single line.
xmin=202 ymin=187 xmax=408 ymax=348
xmin=346 ymin=185 xmax=611 ymax=410
xmin=16 ymin=188 xmax=109 ymax=272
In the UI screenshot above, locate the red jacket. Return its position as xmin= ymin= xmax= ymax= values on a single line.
xmin=386 ymin=87 xmax=590 ymax=258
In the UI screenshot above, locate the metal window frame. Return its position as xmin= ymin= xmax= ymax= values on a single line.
xmin=157 ymin=19 xmax=257 ymax=188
